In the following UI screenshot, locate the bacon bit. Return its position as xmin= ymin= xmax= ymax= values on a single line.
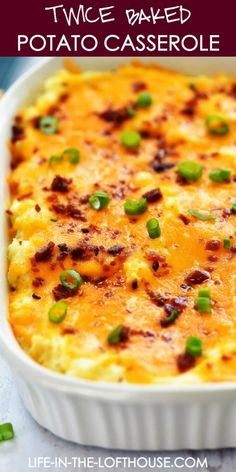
xmin=32 ymin=277 xmax=45 ymax=288
xmin=180 ymin=283 xmax=192 ymax=291
xmin=61 ymin=327 xmax=78 ymax=335
xmin=131 ymin=329 xmax=155 ymax=338
xmin=184 ymin=269 xmax=210 ymax=286
xmin=11 ymin=124 xmax=25 ymax=143
xmin=181 ymin=105 xmax=195 ymax=116
xmin=152 ymin=260 xmax=159 ymax=272
xmin=53 ymin=284 xmax=78 ymax=301
xmin=79 ymin=194 xmax=90 ymax=204
xmin=11 ymin=156 xmax=23 ymax=170
xmin=35 ymin=204 xmax=41 ymax=213
xmin=104 ymin=291 xmax=114 ymax=298
xmin=131 ymin=81 xmax=147 ymax=92
xmin=81 ymin=227 xmax=90 ymax=234
xmin=99 ymin=107 xmax=133 ymax=125
xmin=51 ymin=175 xmax=72 ymax=193
xmin=51 ymin=203 xmax=87 ymax=221
xmin=142 ymin=188 xmax=163 ymax=203
xmin=177 ymin=353 xmax=196 ymax=372
xmin=145 ymin=251 xmax=166 ymax=263
xmin=132 ymin=280 xmax=138 ymax=290
xmin=179 ymin=214 xmax=190 ymax=225
xmin=230 ymin=245 xmax=236 ymax=253
xmin=222 ymin=208 xmax=231 ymax=219
xmin=110 ymin=182 xmax=129 ymax=200
xmin=32 ymin=293 xmax=41 ymax=300
xmin=208 ymin=255 xmax=218 ymax=262
xmin=59 ymin=93 xmax=69 ymax=103
xmin=222 ymin=354 xmax=232 ymax=361
xmin=165 ymin=297 xmax=187 ymax=313
xmin=6 ymin=209 xmax=13 ymax=216
xmin=57 ymin=243 xmax=70 ymax=260
xmin=17 ymin=192 xmax=33 ymax=201
xmin=176 ymin=173 xmax=190 ymax=186
xmin=151 ymin=160 xmax=175 ymax=173
xmin=107 ymin=245 xmax=125 ymax=255
xmin=205 ymin=239 xmax=221 ymax=251
xmin=147 ymin=290 xmax=168 ymax=307
xmin=34 ymin=241 xmax=55 ymax=263
xmin=119 ymin=326 xmax=130 ymax=343
xmin=71 ymin=241 xmax=99 ymax=261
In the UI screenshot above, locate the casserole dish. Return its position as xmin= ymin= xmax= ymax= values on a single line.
xmin=1 ymin=57 xmax=236 ymax=450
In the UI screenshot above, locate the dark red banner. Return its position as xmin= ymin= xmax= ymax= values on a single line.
xmin=0 ymin=0 xmax=235 ymax=56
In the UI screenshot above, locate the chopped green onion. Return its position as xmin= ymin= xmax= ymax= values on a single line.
xmin=161 ymin=309 xmax=179 ymax=326
xmin=124 ymin=198 xmax=148 ymax=215
xmin=62 ymin=148 xmax=80 ymax=164
xmin=146 ymin=218 xmax=161 ymax=239
xmin=209 ymin=168 xmax=231 ymax=183
xmin=196 ymin=297 xmax=212 ymax=314
xmin=136 ymin=92 xmax=152 ymax=108
xmin=89 ymin=192 xmax=110 ymax=210
xmin=108 ymin=325 xmax=123 ymax=345
xmin=198 ymin=288 xmax=211 ymax=298
xmin=121 ymin=130 xmax=141 ymax=148
xmin=39 ymin=116 xmax=58 ymax=135
xmin=60 ymin=269 xmax=83 ymax=290
xmin=177 ymin=161 xmax=203 ymax=182
xmin=186 ymin=336 xmax=203 ymax=357
xmin=50 ymin=217 xmax=58 ymax=222
xmin=188 ymin=209 xmax=217 ymax=221
xmin=127 ymin=107 xmax=136 ymax=117
xmin=205 ymin=114 xmax=230 ymax=136
xmin=231 ymin=200 xmax=236 ymax=213
xmin=0 ymin=423 xmax=14 ymax=442
xmin=224 ymin=238 xmax=231 ymax=249
xmin=49 ymin=155 xmax=63 ymax=165
xmin=48 ymin=301 xmax=68 ymax=324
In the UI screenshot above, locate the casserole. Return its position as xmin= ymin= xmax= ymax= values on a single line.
xmin=1 ymin=57 xmax=236 ymax=450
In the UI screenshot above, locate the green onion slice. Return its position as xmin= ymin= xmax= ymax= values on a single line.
xmin=121 ymin=130 xmax=141 ymax=148
xmin=186 ymin=336 xmax=203 ymax=357
xmin=161 ymin=309 xmax=179 ymax=326
xmin=39 ymin=116 xmax=58 ymax=135
xmin=48 ymin=301 xmax=68 ymax=324
xmin=231 ymin=200 xmax=236 ymax=213
xmin=136 ymin=92 xmax=152 ymax=108
xmin=49 ymin=155 xmax=63 ymax=165
xmin=0 ymin=423 xmax=14 ymax=442
xmin=188 ymin=209 xmax=217 ymax=221
xmin=198 ymin=288 xmax=211 ymax=298
xmin=196 ymin=297 xmax=212 ymax=314
xmin=60 ymin=269 xmax=83 ymax=290
xmin=62 ymin=148 xmax=80 ymax=164
xmin=209 ymin=168 xmax=231 ymax=183
xmin=127 ymin=107 xmax=136 ymax=117
xmin=108 ymin=325 xmax=123 ymax=345
xmin=89 ymin=192 xmax=110 ymax=211
xmin=124 ymin=198 xmax=148 ymax=215
xmin=146 ymin=218 xmax=161 ymax=239
xmin=205 ymin=114 xmax=230 ymax=136
xmin=224 ymin=238 xmax=231 ymax=249
xmin=177 ymin=161 xmax=203 ymax=182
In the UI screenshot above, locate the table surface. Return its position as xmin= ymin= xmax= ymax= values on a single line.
xmin=0 ymin=58 xmax=236 ymax=472
xmin=0 ymin=358 xmax=236 ymax=472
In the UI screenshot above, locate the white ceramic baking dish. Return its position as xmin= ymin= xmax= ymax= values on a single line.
xmin=1 ymin=57 xmax=236 ymax=451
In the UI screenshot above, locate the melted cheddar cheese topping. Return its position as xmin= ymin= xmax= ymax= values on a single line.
xmin=8 ymin=62 xmax=236 ymax=384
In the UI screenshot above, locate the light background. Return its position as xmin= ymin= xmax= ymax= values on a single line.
xmin=0 ymin=57 xmax=235 ymax=472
